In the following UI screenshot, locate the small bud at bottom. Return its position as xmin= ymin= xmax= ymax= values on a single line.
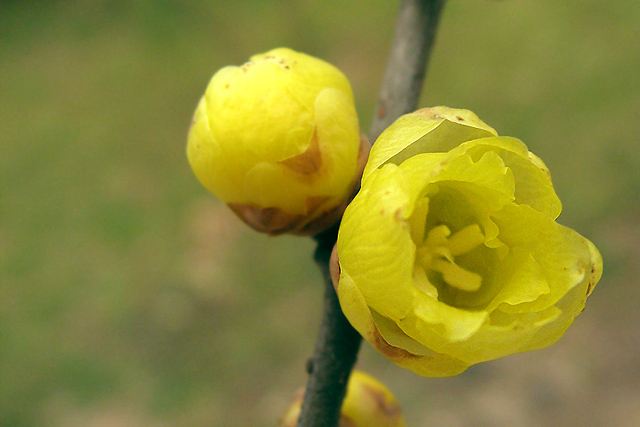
xmin=280 ymin=371 xmax=406 ymax=427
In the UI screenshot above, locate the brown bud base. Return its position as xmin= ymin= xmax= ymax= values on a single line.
xmin=228 ymin=133 xmax=371 ymax=236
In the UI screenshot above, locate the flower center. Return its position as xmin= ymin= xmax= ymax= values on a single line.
xmin=416 ymin=223 xmax=485 ymax=293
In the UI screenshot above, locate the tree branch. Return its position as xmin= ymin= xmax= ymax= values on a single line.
xmin=295 ymin=223 xmax=363 ymax=426
xmin=370 ymin=0 xmax=447 ymax=142
xmin=296 ymin=1 xmax=447 ymax=426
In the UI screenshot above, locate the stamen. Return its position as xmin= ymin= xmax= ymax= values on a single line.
xmin=448 ymin=224 xmax=485 ymax=256
xmin=432 ymin=259 xmax=483 ymax=292
xmin=432 ymin=246 xmax=454 ymax=263
xmin=424 ymin=224 xmax=451 ymax=248
xmin=415 ymin=222 xmax=485 ymax=294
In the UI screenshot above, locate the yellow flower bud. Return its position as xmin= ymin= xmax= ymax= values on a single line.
xmin=280 ymin=371 xmax=406 ymax=427
xmin=187 ymin=48 xmax=365 ymax=235
xmin=335 ymin=107 xmax=603 ymax=377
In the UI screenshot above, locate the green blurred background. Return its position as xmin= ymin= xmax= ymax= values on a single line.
xmin=2 ymin=0 xmax=639 ymax=426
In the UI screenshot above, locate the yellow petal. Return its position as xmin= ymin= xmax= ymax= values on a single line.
xmin=338 ymin=164 xmax=416 ymax=320
xmin=401 ymin=294 xmax=489 ymax=343
xmin=338 ymin=271 xmax=470 ymax=377
xmin=491 ymin=203 xmax=592 ymax=313
xmin=364 ymin=107 xmax=498 ymax=179
xmin=461 ymin=137 xmax=562 ymax=218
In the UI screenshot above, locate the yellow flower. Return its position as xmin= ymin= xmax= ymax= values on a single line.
xmin=280 ymin=371 xmax=406 ymax=427
xmin=187 ymin=48 xmax=365 ymax=235
xmin=335 ymin=107 xmax=603 ymax=377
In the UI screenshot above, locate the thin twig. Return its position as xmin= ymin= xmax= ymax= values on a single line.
xmin=295 ymin=223 xmax=363 ymax=426
xmin=296 ymin=1 xmax=447 ymax=426
xmin=370 ymin=0 xmax=447 ymax=142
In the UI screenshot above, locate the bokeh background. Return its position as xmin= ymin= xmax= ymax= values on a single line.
xmin=2 ymin=0 xmax=639 ymax=426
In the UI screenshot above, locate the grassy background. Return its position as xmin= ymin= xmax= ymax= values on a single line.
xmin=2 ymin=0 xmax=639 ymax=426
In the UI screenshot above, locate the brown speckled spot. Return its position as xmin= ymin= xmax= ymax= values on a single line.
xmin=456 ymin=115 xmax=464 ymax=121
xmin=414 ymin=107 xmax=441 ymax=119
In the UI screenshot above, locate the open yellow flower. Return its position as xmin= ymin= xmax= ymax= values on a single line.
xmin=280 ymin=371 xmax=406 ymax=427
xmin=335 ymin=107 xmax=603 ymax=376
xmin=187 ymin=48 xmax=365 ymax=235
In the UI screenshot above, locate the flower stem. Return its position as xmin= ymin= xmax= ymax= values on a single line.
xmin=296 ymin=1 xmax=447 ymax=426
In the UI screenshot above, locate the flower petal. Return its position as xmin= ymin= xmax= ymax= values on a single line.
xmin=338 ymin=164 xmax=416 ymax=320
xmin=312 ymin=88 xmax=360 ymax=192
xmin=364 ymin=107 xmax=497 ymax=179
xmin=187 ymin=97 xmax=239 ymax=202
xmin=401 ymin=295 xmax=489 ymax=344
xmin=490 ymin=204 xmax=593 ymax=313
xmin=338 ymin=270 xmax=471 ymax=376
xmin=461 ymin=137 xmax=562 ymax=218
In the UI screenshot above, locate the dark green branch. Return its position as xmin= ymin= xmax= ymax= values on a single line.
xmin=296 ymin=1 xmax=447 ymax=426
